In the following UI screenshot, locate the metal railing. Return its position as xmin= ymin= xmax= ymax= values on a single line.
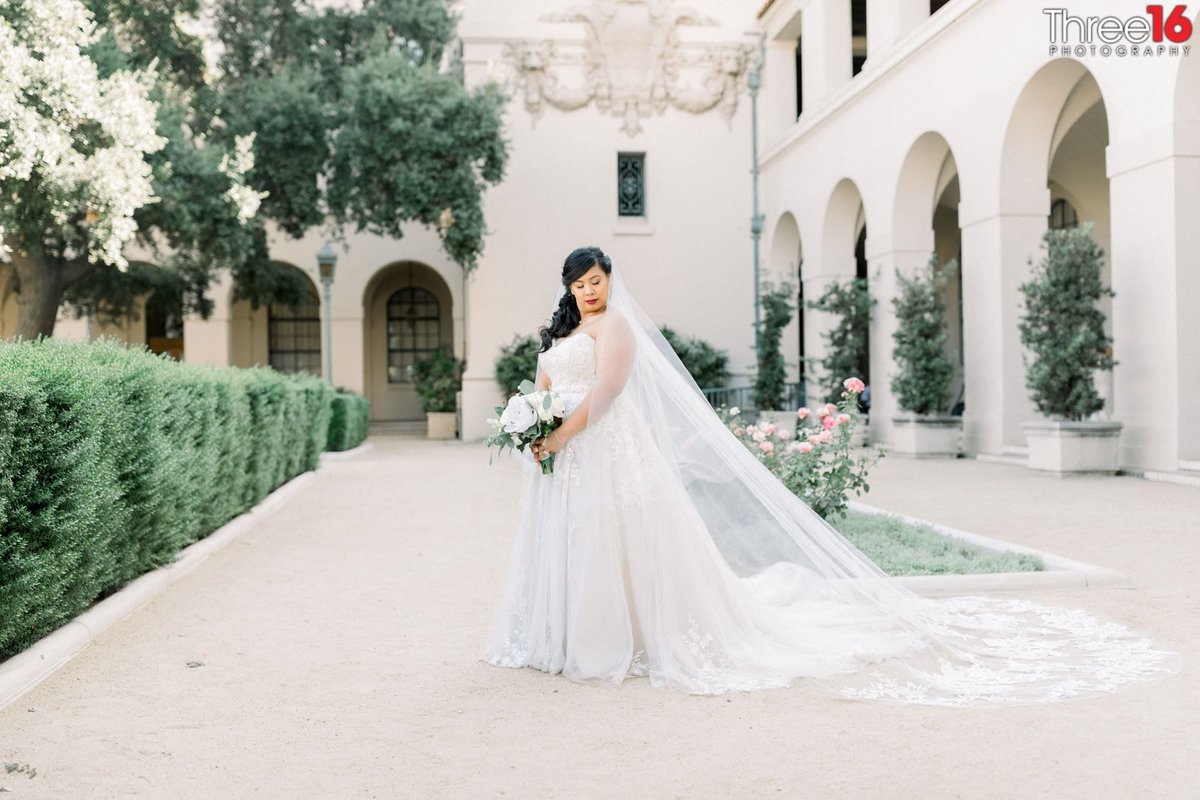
xmin=700 ymin=381 xmax=807 ymax=413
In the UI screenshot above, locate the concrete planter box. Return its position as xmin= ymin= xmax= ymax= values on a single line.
xmin=891 ymin=414 xmax=961 ymax=458
xmin=1022 ymin=419 xmax=1123 ymax=475
xmin=426 ymin=411 xmax=458 ymax=440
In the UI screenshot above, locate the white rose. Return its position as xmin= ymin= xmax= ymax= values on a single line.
xmin=526 ymin=391 xmax=556 ymax=423
xmin=500 ymin=395 xmax=537 ymax=433
xmin=548 ymin=392 xmax=566 ymax=419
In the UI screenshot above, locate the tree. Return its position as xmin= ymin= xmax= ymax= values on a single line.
xmin=753 ymin=280 xmax=795 ymax=411
xmin=1017 ymin=224 xmax=1116 ymax=420
xmin=804 ymin=277 xmax=875 ymax=405
xmin=3 ymin=0 xmax=508 ymax=339
xmin=890 ymin=254 xmax=958 ymax=415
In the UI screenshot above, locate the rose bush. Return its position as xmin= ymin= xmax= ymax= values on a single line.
xmin=719 ymin=377 xmax=883 ymax=521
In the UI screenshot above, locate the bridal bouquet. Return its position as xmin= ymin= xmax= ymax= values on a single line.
xmin=484 ymin=379 xmax=566 ymax=474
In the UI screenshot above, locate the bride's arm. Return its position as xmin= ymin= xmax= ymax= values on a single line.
xmin=546 ymin=310 xmax=635 ymax=447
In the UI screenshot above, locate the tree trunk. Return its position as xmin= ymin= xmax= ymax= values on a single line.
xmin=11 ymin=249 xmax=94 ymax=341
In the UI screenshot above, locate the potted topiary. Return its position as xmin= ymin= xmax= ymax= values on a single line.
xmin=804 ymin=276 xmax=876 ymax=447
xmin=412 ymin=345 xmax=465 ymax=440
xmin=890 ymin=254 xmax=962 ymax=457
xmin=1018 ymin=224 xmax=1121 ymax=474
xmin=753 ymin=279 xmax=797 ymax=431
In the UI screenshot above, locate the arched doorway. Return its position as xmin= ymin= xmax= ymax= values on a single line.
xmin=816 ymin=178 xmax=870 ymax=405
xmin=230 ymin=262 xmax=323 ymax=376
xmin=363 ymin=261 xmax=454 ymax=421
xmin=892 ymin=131 xmax=964 ymax=417
xmin=768 ymin=212 xmax=805 ymax=384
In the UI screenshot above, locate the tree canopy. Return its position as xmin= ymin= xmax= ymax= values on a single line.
xmin=1 ymin=0 xmax=508 ymax=337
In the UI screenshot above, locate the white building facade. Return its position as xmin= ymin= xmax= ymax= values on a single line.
xmin=2 ymin=0 xmax=1196 ymax=474
xmin=756 ymin=0 xmax=1199 ymax=473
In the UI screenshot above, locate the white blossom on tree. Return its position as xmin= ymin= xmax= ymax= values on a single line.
xmin=0 ymin=0 xmax=166 ymax=270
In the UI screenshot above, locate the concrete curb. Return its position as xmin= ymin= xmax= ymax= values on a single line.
xmin=846 ymin=500 xmax=1130 ymax=595
xmin=0 ymin=466 xmax=320 ymax=713
xmin=318 ymin=440 xmax=373 ymax=461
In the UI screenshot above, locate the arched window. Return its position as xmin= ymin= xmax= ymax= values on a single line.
xmin=387 ymin=287 xmax=441 ymax=383
xmin=268 ymin=289 xmax=322 ymax=376
xmin=1050 ymin=197 xmax=1079 ymax=230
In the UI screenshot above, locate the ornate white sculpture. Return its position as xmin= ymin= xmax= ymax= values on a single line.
xmin=502 ymin=0 xmax=755 ymax=136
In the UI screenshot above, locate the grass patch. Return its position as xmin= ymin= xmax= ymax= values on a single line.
xmin=832 ymin=510 xmax=1044 ymax=577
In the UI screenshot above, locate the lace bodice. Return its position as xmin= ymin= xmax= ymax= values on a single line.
xmin=540 ymin=334 xmax=597 ymax=414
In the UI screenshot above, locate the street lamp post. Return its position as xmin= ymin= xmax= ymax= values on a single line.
xmin=317 ymin=243 xmax=338 ymax=385
xmin=747 ymin=32 xmax=766 ymax=367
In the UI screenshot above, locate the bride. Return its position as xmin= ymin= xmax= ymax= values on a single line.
xmin=480 ymin=245 xmax=1181 ymax=705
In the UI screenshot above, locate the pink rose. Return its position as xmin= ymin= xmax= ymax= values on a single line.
xmin=778 ymin=428 xmax=792 ymax=440
xmin=837 ymin=413 xmax=851 ymax=424
xmin=759 ymin=440 xmax=774 ymax=454
xmin=762 ymin=423 xmax=776 ymax=436
xmin=807 ymin=433 xmax=821 ymax=444
xmin=843 ymin=377 xmax=865 ymax=394
xmin=822 ymin=415 xmax=836 ymax=430
xmin=818 ymin=429 xmax=832 ymax=444
xmin=731 ymin=425 xmax=744 ymax=435
xmin=796 ymin=407 xmax=810 ymax=419
xmin=817 ymin=407 xmax=830 ymax=418
xmin=786 ymin=441 xmax=802 ymax=453
xmin=798 ymin=442 xmax=813 ymax=454
xmin=825 ymin=403 xmax=837 ymax=413
xmin=752 ymin=431 xmax=767 ymax=442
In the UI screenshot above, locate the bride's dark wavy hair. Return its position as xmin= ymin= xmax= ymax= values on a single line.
xmin=537 ymin=246 xmax=612 ymax=353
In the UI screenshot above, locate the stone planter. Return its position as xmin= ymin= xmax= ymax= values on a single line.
xmin=426 ymin=411 xmax=458 ymax=440
xmin=891 ymin=414 xmax=962 ymax=458
xmin=1022 ymin=419 xmax=1123 ymax=475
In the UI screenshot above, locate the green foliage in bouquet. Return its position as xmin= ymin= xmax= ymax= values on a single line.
xmin=659 ymin=326 xmax=732 ymax=390
xmin=1017 ymin=224 xmax=1116 ymax=420
xmin=495 ymin=334 xmax=541 ymax=398
xmin=890 ymin=255 xmax=959 ymax=415
xmin=484 ymin=379 xmax=562 ymax=475
xmin=753 ymin=280 xmax=795 ymax=411
xmin=718 ymin=378 xmax=882 ymax=521
xmin=412 ymin=346 xmax=465 ymax=413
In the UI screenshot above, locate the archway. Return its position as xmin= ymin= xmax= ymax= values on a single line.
xmin=816 ymin=178 xmax=869 ymax=401
xmin=892 ymin=131 xmax=964 ymax=416
xmin=768 ymin=212 xmax=806 ymax=383
xmin=362 ymin=260 xmax=454 ymax=421
xmin=229 ymin=262 xmax=322 ymax=376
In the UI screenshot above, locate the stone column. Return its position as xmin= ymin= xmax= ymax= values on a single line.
xmin=958 ymin=203 xmax=1047 ymax=456
xmin=801 ymin=0 xmax=852 ymax=110
xmin=1107 ymin=127 xmax=1192 ymax=471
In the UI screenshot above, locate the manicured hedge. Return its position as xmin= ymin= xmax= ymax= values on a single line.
xmin=327 ymin=391 xmax=370 ymax=451
xmin=0 ymin=336 xmax=335 ymax=660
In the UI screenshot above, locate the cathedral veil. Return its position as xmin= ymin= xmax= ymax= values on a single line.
xmin=559 ymin=264 xmax=1181 ymax=706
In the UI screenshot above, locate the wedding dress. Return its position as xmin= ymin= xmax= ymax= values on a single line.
xmin=480 ymin=268 xmax=1181 ymax=705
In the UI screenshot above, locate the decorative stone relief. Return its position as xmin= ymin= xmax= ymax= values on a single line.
xmin=501 ymin=0 xmax=755 ymax=136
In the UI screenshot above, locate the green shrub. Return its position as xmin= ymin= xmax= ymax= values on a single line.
xmin=1018 ymin=224 xmax=1116 ymax=420
xmin=753 ymin=280 xmax=795 ymax=411
xmin=412 ymin=345 xmax=464 ymax=413
xmin=890 ymin=255 xmax=958 ymax=415
xmin=495 ymin=334 xmax=540 ymax=398
xmin=804 ymin=277 xmax=876 ymax=406
xmin=0 ymin=336 xmax=334 ymax=659
xmin=327 ymin=391 xmax=370 ymax=451
xmin=659 ymin=325 xmax=731 ymax=390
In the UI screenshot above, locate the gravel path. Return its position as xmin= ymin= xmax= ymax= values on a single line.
xmin=1 ymin=437 xmax=1196 ymax=798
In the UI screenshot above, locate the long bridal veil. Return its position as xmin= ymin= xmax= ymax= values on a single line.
xmin=566 ymin=264 xmax=1180 ymax=705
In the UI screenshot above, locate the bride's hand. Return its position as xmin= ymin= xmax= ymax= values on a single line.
xmin=533 ymin=430 xmax=565 ymax=461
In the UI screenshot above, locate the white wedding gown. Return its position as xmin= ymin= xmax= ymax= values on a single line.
xmin=480 ymin=330 xmax=1181 ymax=704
